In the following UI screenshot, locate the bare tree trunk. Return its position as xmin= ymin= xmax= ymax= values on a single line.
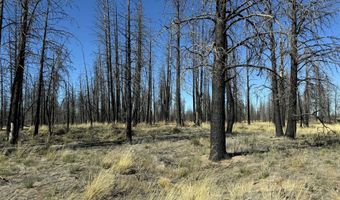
xmin=165 ymin=28 xmax=172 ymax=122
xmin=71 ymin=85 xmax=75 ymax=124
xmin=153 ymin=77 xmax=156 ymax=124
xmin=34 ymin=0 xmax=50 ymax=136
xmin=0 ymin=0 xmax=4 ymax=47
xmin=66 ymin=81 xmax=70 ymax=132
xmin=286 ymin=0 xmax=298 ymax=139
xmin=7 ymin=0 xmax=29 ymax=144
xmin=334 ymin=89 xmax=337 ymax=123
xmin=114 ymin=4 xmax=121 ymax=122
xmin=246 ymin=66 xmax=251 ymax=125
xmin=314 ymin=63 xmax=325 ymax=121
xmin=298 ymin=91 xmax=303 ymax=127
xmin=0 ymin=0 xmax=4 ymax=130
xmin=225 ymin=70 xmax=234 ymax=134
xmin=192 ymin=64 xmax=196 ymax=123
xmin=266 ymin=0 xmax=283 ymax=137
xmin=46 ymin=56 xmax=55 ymax=137
xmin=133 ymin=0 xmax=143 ymax=126
xmin=196 ymin=23 xmax=204 ymax=126
xmin=327 ymin=87 xmax=331 ymax=123
xmin=209 ymin=0 xmax=226 ymax=161
xmin=279 ymin=36 xmax=286 ymax=127
xmin=0 ymin=66 xmax=4 ymax=130
xmin=147 ymin=37 xmax=153 ymax=125
xmin=191 ymin=29 xmax=196 ymax=124
xmin=125 ymin=0 xmax=132 ymax=144
xmin=104 ymin=0 xmax=115 ymax=123
xmin=304 ymin=65 xmax=310 ymax=127
xmin=175 ymin=0 xmax=182 ymax=126
xmin=0 ymin=0 xmax=4 ymax=129
xmin=84 ymin=63 xmax=93 ymax=127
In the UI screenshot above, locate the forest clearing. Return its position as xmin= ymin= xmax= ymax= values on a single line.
xmin=0 ymin=122 xmax=339 ymax=200
xmin=0 ymin=0 xmax=340 ymax=199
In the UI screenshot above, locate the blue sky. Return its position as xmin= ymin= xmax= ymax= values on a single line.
xmin=65 ymin=0 xmax=167 ymax=79
xmin=64 ymin=0 xmax=340 ymax=111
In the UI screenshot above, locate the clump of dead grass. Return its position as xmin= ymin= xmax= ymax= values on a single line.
xmin=227 ymin=181 xmax=253 ymax=200
xmin=259 ymin=180 xmax=311 ymax=200
xmin=113 ymin=150 xmax=134 ymax=173
xmin=84 ymin=171 xmax=116 ymax=200
xmin=101 ymin=148 xmax=135 ymax=174
xmin=61 ymin=150 xmax=77 ymax=163
xmin=150 ymin=178 xmax=221 ymax=200
xmin=158 ymin=177 xmax=172 ymax=189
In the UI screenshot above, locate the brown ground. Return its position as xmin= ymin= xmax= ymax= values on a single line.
xmin=0 ymin=122 xmax=339 ymax=200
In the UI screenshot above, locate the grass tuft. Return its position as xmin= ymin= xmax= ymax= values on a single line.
xmin=150 ymin=178 xmax=221 ymax=200
xmin=23 ymin=176 xmax=37 ymax=189
xmin=158 ymin=177 xmax=172 ymax=189
xmin=61 ymin=150 xmax=76 ymax=163
xmin=111 ymin=149 xmax=134 ymax=174
xmin=84 ymin=171 xmax=116 ymax=200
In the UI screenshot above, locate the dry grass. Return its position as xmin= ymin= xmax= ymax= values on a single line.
xmin=101 ymin=148 xmax=135 ymax=172
xmin=150 ymin=178 xmax=221 ymax=200
xmin=158 ymin=177 xmax=172 ymax=189
xmin=111 ymin=149 xmax=134 ymax=173
xmin=0 ymin=122 xmax=339 ymax=200
xmin=84 ymin=171 xmax=116 ymax=200
xmin=61 ymin=150 xmax=77 ymax=163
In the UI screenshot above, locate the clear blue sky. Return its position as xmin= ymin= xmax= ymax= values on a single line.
xmin=65 ymin=0 xmax=167 ymax=81
xmin=64 ymin=0 xmax=340 ymax=112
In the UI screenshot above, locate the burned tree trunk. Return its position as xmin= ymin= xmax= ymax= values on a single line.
xmin=285 ymin=0 xmax=298 ymax=139
xmin=114 ymin=4 xmax=121 ymax=122
xmin=174 ymin=0 xmax=182 ymax=126
xmin=34 ymin=0 xmax=50 ymax=136
xmin=246 ymin=66 xmax=251 ymax=125
xmin=209 ymin=0 xmax=226 ymax=161
xmin=304 ymin=65 xmax=310 ymax=127
xmin=165 ymin=28 xmax=172 ymax=122
xmin=0 ymin=0 xmax=4 ymax=130
xmin=266 ymin=0 xmax=283 ymax=137
xmin=0 ymin=65 xmax=4 ymax=130
xmin=147 ymin=37 xmax=153 ymax=125
xmin=7 ymin=0 xmax=29 ymax=144
xmin=125 ymin=0 xmax=132 ymax=144
xmin=104 ymin=0 xmax=115 ymax=123
xmin=279 ymin=36 xmax=286 ymax=127
xmin=133 ymin=0 xmax=143 ymax=126
xmin=225 ymin=70 xmax=234 ymax=134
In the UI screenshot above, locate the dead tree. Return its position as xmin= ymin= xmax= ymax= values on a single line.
xmin=7 ymin=0 xmax=29 ymax=144
xmin=279 ymin=36 xmax=286 ymax=127
xmin=303 ymin=64 xmax=311 ymax=127
xmin=114 ymin=3 xmax=121 ymax=122
xmin=0 ymin=64 xmax=4 ymax=130
xmin=66 ymin=79 xmax=70 ymax=132
xmin=246 ymin=63 xmax=251 ymax=125
xmin=34 ymin=0 xmax=50 ymax=136
xmin=285 ymin=0 xmax=339 ymax=138
xmin=84 ymin=60 xmax=93 ymax=127
xmin=209 ymin=0 xmax=227 ymax=161
xmin=125 ymin=0 xmax=132 ymax=144
xmin=285 ymin=0 xmax=298 ymax=139
xmin=147 ymin=34 xmax=153 ymax=125
xmin=165 ymin=27 xmax=172 ymax=122
xmin=265 ymin=0 xmax=283 ymax=137
xmin=133 ymin=0 xmax=143 ymax=126
xmin=0 ymin=0 xmax=4 ymax=129
xmin=174 ymin=0 xmax=183 ymax=126
xmin=225 ymin=68 xmax=235 ymax=134
xmin=101 ymin=0 xmax=115 ymax=123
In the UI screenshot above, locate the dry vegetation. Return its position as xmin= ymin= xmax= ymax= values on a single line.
xmin=0 ymin=122 xmax=339 ymax=200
